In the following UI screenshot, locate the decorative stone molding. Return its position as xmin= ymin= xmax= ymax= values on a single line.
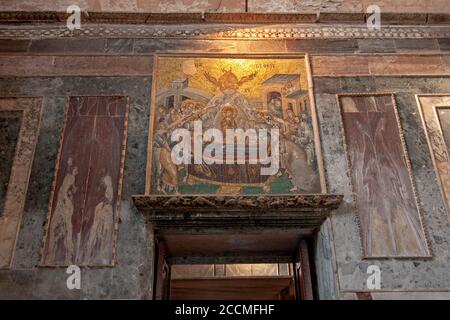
xmin=133 ymin=194 xmax=343 ymax=229
xmin=0 ymin=98 xmax=42 ymax=269
xmin=134 ymin=194 xmax=342 ymax=212
xmin=1 ymin=23 xmax=450 ymax=40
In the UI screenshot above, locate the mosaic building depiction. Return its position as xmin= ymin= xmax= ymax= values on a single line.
xmin=1 ymin=0 xmax=450 ymax=302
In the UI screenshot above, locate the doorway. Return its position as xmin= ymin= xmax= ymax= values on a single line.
xmin=170 ymin=263 xmax=296 ymax=300
xmin=153 ymin=237 xmax=315 ymax=300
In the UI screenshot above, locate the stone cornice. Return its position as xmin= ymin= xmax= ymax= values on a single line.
xmin=1 ymin=23 xmax=450 ymax=40
xmin=133 ymin=194 xmax=342 ymax=212
xmin=133 ymin=194 xmax=342 ymax=226
xmin=132 ymin=194 xmax=343 ymax=229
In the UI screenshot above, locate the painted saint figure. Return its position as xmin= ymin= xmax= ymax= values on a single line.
xmin=83 ymin=175 xmax=114 ymax=264
xmin=45 ymin=158 xmax=77 ymax=265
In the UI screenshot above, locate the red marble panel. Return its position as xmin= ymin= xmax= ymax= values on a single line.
xmin=0 ymin=0 xmax=246 ymax=13
xmin=311 ymin=55 xmax=450 ymax=77
xmin=0 ymin=56 xmax=153 ymax=77
xmin=311 ymin=56 xmax=370 ymax=76
xmin=339 ymin=94 xmax=430 ymax=258
xmin=40 ymin=96 xmax=128 ymax=267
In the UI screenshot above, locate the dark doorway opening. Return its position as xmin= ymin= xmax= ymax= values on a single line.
xmin=153 ymin=236 xmax=316 ymax=300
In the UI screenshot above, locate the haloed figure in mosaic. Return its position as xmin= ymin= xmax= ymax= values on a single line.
xmin=276 ymin=109 xmax=317 ymax=193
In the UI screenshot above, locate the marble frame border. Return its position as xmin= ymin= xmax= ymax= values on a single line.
xmin=144 ymin=52 xmax=328 ymax=195
xmin=433 ymin=105 xmax=450 ymax=162
xmin=1 ymin=23 xmax=450 ymax=40
xmin=416 ymin=94 xmax=450 ymax=219
xmin=336 ymin=92 xmax=432 ymax=259
xmin=0 ymin=97 xmax=42 ymax=269
xmin=38 ymin=95 xmax=130 ymax=268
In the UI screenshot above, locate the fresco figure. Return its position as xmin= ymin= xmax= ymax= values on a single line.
xmin=41 ymin=96 xmax=128 ymax=267
xmin=83 ymin=175 xmax=114 ymax=264
xmin=46 ymin=158 xmax=77 ymax=265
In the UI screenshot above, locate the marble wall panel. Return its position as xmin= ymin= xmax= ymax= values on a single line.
xmin=0 ymin=0 xmax=245 ymax=13
xmin=40 ymin=96 xmax=129 ymax=267
xmin=3 ymin=0 xmax=448 ymax=14
xmin=417 ymin=95 xmax=450 ymax=218
xmin=339 ymin=94 xmax=430 ymax=258
xmin=248 ymin=0 xmax=450 ymax=13
xmin=311 ymin=55 xmax=450 ymax=77
xmin=0 ymin=56 xmax=152 ymax=77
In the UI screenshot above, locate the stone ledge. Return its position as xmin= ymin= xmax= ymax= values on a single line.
xmin=132 ymin=194 xmax=343 ymax=229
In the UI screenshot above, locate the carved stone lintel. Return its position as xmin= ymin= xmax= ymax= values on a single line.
xmin=132 ymin=194 xmax=343 ymax=230
xmin=134 ymin=194 xmax=342 ymax=211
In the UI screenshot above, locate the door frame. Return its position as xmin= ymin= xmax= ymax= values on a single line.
xmin=153 ymin=236 xmax=316 ymax=300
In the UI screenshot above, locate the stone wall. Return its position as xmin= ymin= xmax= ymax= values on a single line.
xmin=0 ymin=21 xmax=450 ymax=299
xmin=0 ymin=0 xmax=449 ymax=13
xmin=314 ymin=76 xmax=450 ymax=297
xmin=0 ymin=76 xmax=153 ymax=299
